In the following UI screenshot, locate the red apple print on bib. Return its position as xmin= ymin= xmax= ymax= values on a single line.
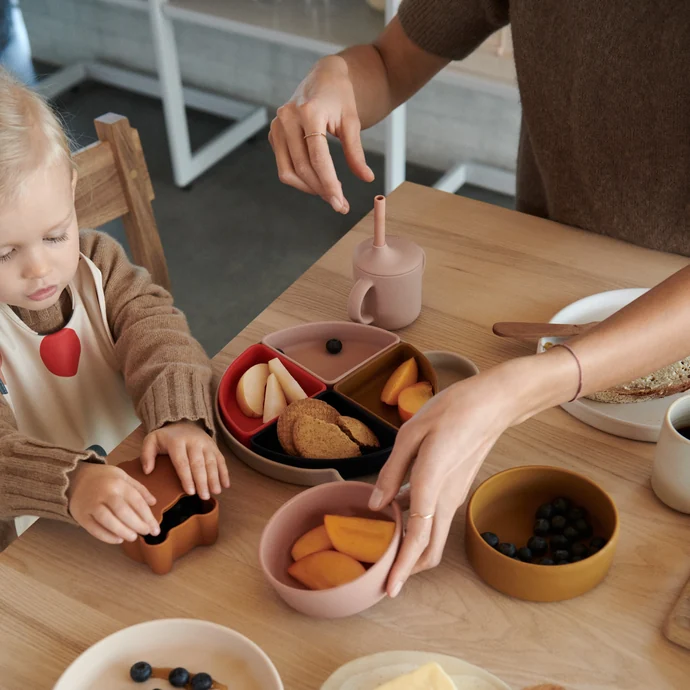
xmin=40 ymin=329 xmax=81 ymax=377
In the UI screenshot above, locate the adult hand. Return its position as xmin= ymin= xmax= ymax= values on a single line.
xmin=269 ymin=55 xmax=375 ymax=214
xmin=368 ymin=362 xmax=526 ymax=598
xmin=68 ymin=463 xmax=159 ymax=544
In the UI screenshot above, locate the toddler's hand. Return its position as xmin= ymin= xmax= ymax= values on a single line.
xmin=140 ymin=421 xmax=230 ymax=500
xmin=68 ymin=463 xmax=160 ymax=544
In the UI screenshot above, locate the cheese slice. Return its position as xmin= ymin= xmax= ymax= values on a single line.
xmin=374 ymin=662 xmax=456 ymax=690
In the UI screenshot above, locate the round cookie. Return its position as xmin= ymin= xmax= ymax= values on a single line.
xmin=336 ymin=416 xmax=380 ymax=449
xmin=276 ymin=398 xmax=339 ymax=456
xmin=293 ymin=416 xmax=361 ymax=459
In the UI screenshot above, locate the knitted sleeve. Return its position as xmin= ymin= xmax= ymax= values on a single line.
xmin=397 ymin=0 xmax=510 ymax=60
xmin=80 ymin=230 xmax=216 ymax=438
xmin=0 ymin=396 xmax=99 ymax=523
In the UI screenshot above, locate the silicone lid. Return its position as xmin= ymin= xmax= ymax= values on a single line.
xmin=353 ymin=235 xmax=425 ymax=277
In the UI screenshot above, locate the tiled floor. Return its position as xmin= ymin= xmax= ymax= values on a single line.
xmin=56 ymin=79 xmax=514 ymax=356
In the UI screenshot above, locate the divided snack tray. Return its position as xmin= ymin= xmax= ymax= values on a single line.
xmin=216 ymin=323 xmax=439 ymax=486
xmin=251 ymin=391 xmax=397 ymax=479
xmin=262 ymin=321 xmax=399 ymax=386
xmin=334 ymin=342 xmax=437 ymax=429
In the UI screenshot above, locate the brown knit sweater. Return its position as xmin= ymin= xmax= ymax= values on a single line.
xmin=399 ymin=1 xmax=690 ymax=256
xmin=0 ymin=230 xmax=215 ymax=549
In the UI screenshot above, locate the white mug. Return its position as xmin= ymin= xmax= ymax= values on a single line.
xmin=651 ymin=394 xmax=690 ymax=514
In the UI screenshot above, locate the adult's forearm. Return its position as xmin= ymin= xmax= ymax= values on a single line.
xmin=337 ymin=19 xmax=449 ymax=130
xmin=509 ymin=264 xmax=690 ymax=425
xmin=337 ymin=45 xmax=396 ymax=129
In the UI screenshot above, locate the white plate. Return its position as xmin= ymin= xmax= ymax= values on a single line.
xmin=54 ymin=619 xmax=283 ymax=690
xmin=321 ymin=650 xmax=510 ymax=690
xmin=538 ymin=288 xmax=687 ymax=442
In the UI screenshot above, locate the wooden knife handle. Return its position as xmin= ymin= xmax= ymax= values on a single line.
xmin=492 ymin=321 xmax=598 ymax=341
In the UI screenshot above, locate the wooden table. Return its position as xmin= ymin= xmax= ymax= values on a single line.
xmin=1 ymin=183 xmax=688 ymax=690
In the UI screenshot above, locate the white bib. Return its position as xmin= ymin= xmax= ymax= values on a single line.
xmin=0 ymin=253 xmax=141 ymax=535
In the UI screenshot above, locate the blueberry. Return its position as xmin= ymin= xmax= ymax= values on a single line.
xmin=517 ymin=547 xmax=533 ymax=562
xmin=554 ymin=558 xmax=570 ymax=566
xmin=551 ymin=497 xmax=570 ymax=516
xmin=567 ymin=506 xmax=587 ymax=522
xmin=590 ymin=536 xmax=607 ymax=549
xmin=169 ymin=668 xmax=191 ymax=688
xmin=527 ymin=536 xmax=548 ymax=557
xmin=570 ymin=555 xmax=584 ymax=563
xmin=326 ymin=339 xmax=343 ymax=354
xmin=535 ymin=503 xmax=554 ymax=520
xmin=130 ymin=662 xmax=152 ymax=683
xmin=553 ymin=549 xmax=570 ymax=562
xmin=191 ymin=673 xmax=214 ymax=690
xmin=538 ymin=557 xmax=555 ymax=565
xmin=533 ymin=519 xmax=550 ymax=537
xmin=550 ymin=515 xmax=567 ymax=534
xmin=481 ymin=532 xmax=500 ymax=549
xmin=497 ymin=543 xmax=517 ymax=558
xmin=575 ymin=518 xmax=593 ymax=538
xmin=550 ymin=534 xmax=570 ymax=553
xmin=563 ymin=526 xmax=579 ymax=543
xmin=570 ymin=542 xmax=588 ymax=559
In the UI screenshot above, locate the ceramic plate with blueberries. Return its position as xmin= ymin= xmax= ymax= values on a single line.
xmin=53 ymin=619 xmax=283 ymax=690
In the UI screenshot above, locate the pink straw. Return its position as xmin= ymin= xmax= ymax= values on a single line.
xmin=373 ymin=195 xmax=386 ymax=248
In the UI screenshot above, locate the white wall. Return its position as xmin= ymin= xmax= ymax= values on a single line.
xmin=22 ymin=0 xmax=521 ymax=175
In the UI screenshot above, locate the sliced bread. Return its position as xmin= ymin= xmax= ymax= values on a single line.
xmin=586 ymin=357 xmax=690 ymax=404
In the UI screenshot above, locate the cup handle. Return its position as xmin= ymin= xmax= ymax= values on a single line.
xmin=348 ymin=278 xmax=375 ymax=324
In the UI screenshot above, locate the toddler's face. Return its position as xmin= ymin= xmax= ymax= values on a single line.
xmin=0 ymin=161 xmax=80 ymax=311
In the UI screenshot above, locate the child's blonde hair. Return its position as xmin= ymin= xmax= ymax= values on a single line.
xmin=0 ymin=66 xmax=73 ymax=202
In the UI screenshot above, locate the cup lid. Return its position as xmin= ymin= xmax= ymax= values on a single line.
xmin=353 ymin=236 xmax=425 ymax=277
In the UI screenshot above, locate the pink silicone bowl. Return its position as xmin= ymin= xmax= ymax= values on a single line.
xmin=259 ymin=481 xmax=402 ymax=619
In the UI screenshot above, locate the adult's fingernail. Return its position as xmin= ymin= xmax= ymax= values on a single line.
xmin=369 ymin=488 xmax=383 ymax=510
xmin=330 ymin=196 xmax=343 ymax=212
xmin=366 ymin=166 xmax=375 ymax=179
xmin=152 ymin=526 xmax=160 ymax=536
xmin=390 ymin=581 xmax=402 ymax=598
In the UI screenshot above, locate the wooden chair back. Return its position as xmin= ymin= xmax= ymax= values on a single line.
xmin=73 ymin=113 xmax=170 ymax=290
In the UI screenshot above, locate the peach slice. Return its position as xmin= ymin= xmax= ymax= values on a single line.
xmin=324 ymin=515 xmax=396 ymax=564
xmin=291 ymin=524 xmax=333 ymax=562
xmin=236 ymin=363 xmax=269 ymax=418
xmin=398 ymin=381 xmax=434 ymax=422
xmin=287 ymin=550 xmax=366 ymax=590
xmin=380 ymin=358 xmax=418 ymax=405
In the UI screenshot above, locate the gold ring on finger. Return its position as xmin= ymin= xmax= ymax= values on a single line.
xmin=409 ymin=512 xmax=434 ymax=520
xmin=304 ymin=132 xmax=328 ymax=140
